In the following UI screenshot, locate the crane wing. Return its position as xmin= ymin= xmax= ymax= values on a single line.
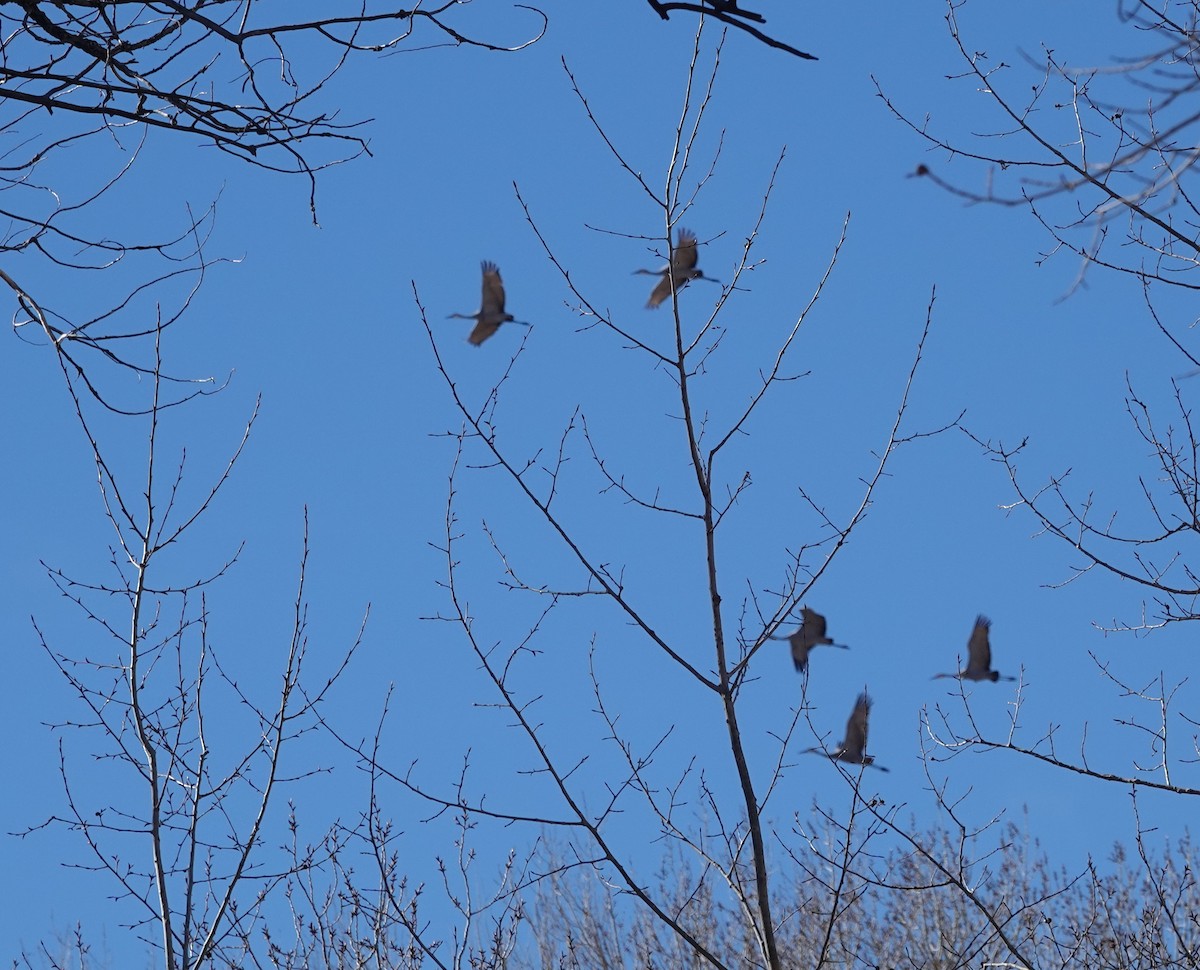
xmin=480 ymin=261 xmax=506 ymax=315
xmin=644 ymin=229 xmax=699 ymax=308
xmin=967 ymin=615 xmax=992 ymax=673
xmin=672 ymin=228 xmax=698 ymax=274
xmin=800 ymin=607 xmax=827 ymax=643
xmin=646 ymin=274 xmax=673 ymax=309
xmin=467 ymin=318 xmax=501 ymax=345
xmin=790 ymin=635 xmax=811 ymax=672
xmin=843 ymin=692 xmax=871 ymax=760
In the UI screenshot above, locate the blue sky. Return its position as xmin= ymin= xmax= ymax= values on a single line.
xmin=2 ymin=1 xmax=1196 ymax=961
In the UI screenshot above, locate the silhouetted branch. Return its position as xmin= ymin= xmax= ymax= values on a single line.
xmin=644 ymin=0 xmax=816 ymax=59
xmin=877 ymin=0 xmax=1200 ymax=292
xmin=24 ymin=314 xmax=369 ymax=964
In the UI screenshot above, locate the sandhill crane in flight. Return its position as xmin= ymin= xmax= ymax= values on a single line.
xmin=933 ymin=615 xmax=1016 ymax=682
xmin=448 ymin=261 xmax=529 ymax=345
xmin=634 ymin=228 xmax=720 ymax=309
xmin=769 ymin=607 xmax=849 ymax=673
xmin=808 ymin=691 xmax=888 ymax=771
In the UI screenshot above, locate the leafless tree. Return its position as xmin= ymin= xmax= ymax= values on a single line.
xmin=877 ymin=0 xmax=1200 ymax=297
xmin=6 ymin=8 xmax=552 ymax=955
xmin=1 ymin=1 xmax=545 ymax=414
xmin=877 ymin=4 xmax=1200 ymax=624
xmin=312 ymin=27 xmax=957 ymax=970
xmin=867 ymin=12 xmax=1200 ymax=967
xmin=5 ymin=6 xmax=835 ymax=966
xmin=0 ymin=2 xmax=543 ymax=197
xmin=29 ymin=5 xmax=1200 ymax=967
xmin=16 ymin=304 xmax=540 ymax=967
xmin=523 ymin=820 xmax=1200 ymax=968
xmin=876 ymin=6 xmax=1200 ymax=609
xmin=17 ymin=304 xmax=377 ymax=967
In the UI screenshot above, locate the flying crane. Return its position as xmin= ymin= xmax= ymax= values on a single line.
xmin=769 ymin=607 xmax=849 ymax=673
xmin=933 ymin=615 xmax=1016 ymax=682
xmin=448 ymin=261 xmax=530 ymax=345
xmin=634 ymin=228 xmax=720 ymax=309
xmin=808 ymin=691 xmax=888 ymax=771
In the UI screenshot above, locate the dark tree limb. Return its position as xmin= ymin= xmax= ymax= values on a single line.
xmin=645 ymin=0 xmax=817 ymax=59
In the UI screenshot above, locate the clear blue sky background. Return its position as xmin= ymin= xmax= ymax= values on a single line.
xmin=3 ymin=1 xmax=1195 ymax=961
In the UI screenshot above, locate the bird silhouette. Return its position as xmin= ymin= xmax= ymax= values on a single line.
xmin=808 ymin=691 xmax=888 ymax=771
xmin=769 ymin=607 xmax=849 ymax=672
xmin=933 ymin=615 xmax=1015 ymax=682
xmin=448 ymin=261 xmax=529 ymax=345
xmin=634 ymin=228 xmax=720 ymax=309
